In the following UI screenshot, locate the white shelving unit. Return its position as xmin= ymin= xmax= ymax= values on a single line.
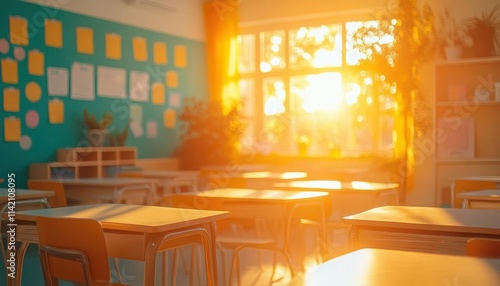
xmin=434 ymin=56 xmax=500 ymax=206
xmin=29 ymin=147 xmax=137 ymax=179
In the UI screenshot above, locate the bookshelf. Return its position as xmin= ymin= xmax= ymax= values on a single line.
xmin=29 ymin=147 xmax=137 ymax=179
xmin=434 ymin=56 xmax=500 ymax=206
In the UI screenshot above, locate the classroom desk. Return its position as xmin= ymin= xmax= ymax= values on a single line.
xmin=206 ymin=171 xmax=309 ymax=189
xmin=274 ymin=180 xmax=399 ymax=220
xmin=458 ymin=189 xmax=500 ymax=209
xmin=173 ymin=188 xmax=331 ymax=274
xmin=141 ymin=170 xmax=199 ymax=195
xmin=290 ymin=248 xmax=500 ymax=286
xmin=455 ymin=176 xmax=500 ymax=184
xmin=58 ymin=178 xmax=158 ymax=204
xmin=345 ymin=206 xmax=500 ymax=255
xmin=10 ymin=204 xmax=227 ymax=286
xmin=0 ymin=188 xmax=54 ymax=205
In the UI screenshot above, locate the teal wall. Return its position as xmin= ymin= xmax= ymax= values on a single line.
xmin=0 ymin=0 xmax=207 ymax=188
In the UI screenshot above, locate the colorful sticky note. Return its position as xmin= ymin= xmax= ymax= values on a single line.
xmin=163 ymin=109 xmax=176 ymax=128
xmin=174 ymin=45 xmax=187 ymax=68
xmin=169 ymin=92 xmax=180 ymax=108
xmin=26 ymin=110 xmax=40 ymax=128
xmin=26 ymin=82 xmax=42 ymax=103
xmin=153 ymin=42 xmax=167 ymax=65
xmin=106 ymin=33 xmax=122 ymax=60
xmin=28 ymin=50 xmax=45 ymax=76
xmin=166 ymin=71 xmax=178 ymax=88
xmin=48 ymin=99 xmax=64 ymax=124
xmin=146 ymin=121 xmax=158 ymax=138
xmin=132 ymin=37 xmax=147 ymax=61
xmin=3 ymin=87 xmax=20 ymax=112
xmin=1 ymin=58 xmax=18 ymax=84
xmin=152 ymin=83 xmax=165 ymax=105
xmin=0 ymin=38 xmax=10 ymax=54
xmin=45 ymin=19 xmax=63 ymax=48
xmin=9 ymin=16 xmax=28 ymax=46
xmin=4 ymin=116 xmax=21 ymax=142
xmin=76 ymin=27 xmax=94 ymax=54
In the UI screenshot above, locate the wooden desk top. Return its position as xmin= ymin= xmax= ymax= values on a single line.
xmin=15 ymin=204 xmax=227 ymax=233
xmin=227 ymin=171 xmax=308 ymax=180
xmin=58 ymin=178 xmax=157 ymax=187
xmin=0 ymin=188 xmax=54 ymax=204
xmin=142 ymin=170 xmax=199 ymax=179
xmin=455 ymin=176 xmax=500 ymax=183
xmin=458 ymin=189 xmax=500 ymax=200
xmin=291 ymin=248 xmax=500 ymax=286
xmin=274 ymin=180 xmax=399 ymax=192
xmin=344 ymin=206 xmax=500 ymax=235
xmin=181 ymin=188 xmax=329 ymax=202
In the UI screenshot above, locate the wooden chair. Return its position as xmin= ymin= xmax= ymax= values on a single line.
xmin=36 ymin=216 xmax=127 ymax=285
xmin=452 ymin=180 xmax=497 ymax=208
xmin=466 ymin=238 xmax=500 ymax=258
xmin=27 ymin=180 xmax=67 ymax=207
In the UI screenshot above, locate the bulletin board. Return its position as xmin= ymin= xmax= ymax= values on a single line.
xmin=0 ymin=0 xmax=207 ymax=186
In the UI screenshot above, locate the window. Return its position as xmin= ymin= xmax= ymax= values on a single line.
xmin=238 ymin=20 xmax=396 ymax=157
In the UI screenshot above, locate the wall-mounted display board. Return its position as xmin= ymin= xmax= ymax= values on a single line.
xmin=0 ymin=0 xmax=207 ymax=187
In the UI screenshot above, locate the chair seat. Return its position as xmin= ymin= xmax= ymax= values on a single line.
xmin=217 ymin=234 xmax=275 ymax=248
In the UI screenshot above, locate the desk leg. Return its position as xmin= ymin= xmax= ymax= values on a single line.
xmin=348 ymin=225 xmax=359 ymax=251
xmin=147 ymin=226 xmax=218 ymax=286
xmin=8 ymin=242 xmax=30 ymax=286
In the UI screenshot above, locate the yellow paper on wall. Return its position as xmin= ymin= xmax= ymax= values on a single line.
xmin=3 ymin=87 xmax=20 ymax=112
xmin=28 ymin=50 xmax=45 ymax=76
xmin=166 ymin=71 xmax=178 ymax=88
xmin=153 ymin=42 xmax=167 ymax=65
xmin=76 ymin=27 xmax=94 ymax=54
xmin=45 ymin=19 xmax=63 ymax=48
xmin=26 ymin=82 xmax=42 ymax=103
xmin=163 ymin=109 xmax=175 ymax=128
xmin=1 ymin=58 xmax=18 ymax=84
xmin=132 ymin=37 xmax=147 ymax=61
xmin=4 ymin=116 xmax=21 ymax=142
xmin=152 ymin=83 xmax=165 ymax=105
xmin=174 ymin=45 xmax=187 ymax=68
xmin=48 ymin=99 xmax=64 ymax=124
xmin=9 ymin=16 xmax=28 ymax=46
xmin=106 ymin=33 xmax=122 ymax=60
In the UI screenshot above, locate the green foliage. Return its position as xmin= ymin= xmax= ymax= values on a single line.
xmin=175 ymin=97 xmax=246 ymax=169
xmin=463 ymin=5 xmax=500 ymax=57
xmin=83 ymin=108 xmax=113 ymax=130
xmin=108 ymin=123 xmax=129 ymax=147
xmin=352 ymin=0 xmax=436 ymax=138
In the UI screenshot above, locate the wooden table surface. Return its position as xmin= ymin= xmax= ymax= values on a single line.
xmin=190 ymin=188 xmax=329 ymax=201
xmin=291 ymin=248 xmax=500 ymax=286
xmin=12 ymin=204 xmax=227 ymax=286
xmin=274 ymin=180 xmax=399 ymax=192
xmin=0 ymin=188 xmax=54 ymax=204
xmin=344 ymin=205 xmax=500 ymax=236
xmin=455 ymin=176 xmax=500 ymax=183
xmin=457 ymin=189 xmax=500 ymax=200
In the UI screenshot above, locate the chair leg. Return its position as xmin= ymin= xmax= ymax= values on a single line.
xmin=112 ymin=258 xmax=124 ymax=284
xmin=171 ymin=249 xmax=179 ymax=285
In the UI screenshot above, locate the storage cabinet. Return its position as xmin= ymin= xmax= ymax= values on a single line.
xmin=434 ymin=57 xmax=500 ymax=206
xmin=29 ymin=147 xmax=137 ymax=179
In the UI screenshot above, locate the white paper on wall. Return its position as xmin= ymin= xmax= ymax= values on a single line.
xmin=71 ymin=62 xmax=94 ymax=101
xmin=130 ymin=104 xmax=142 ymax=122
xmin=130 ymin=71 xmax=149 ymax=102
xmin=130 ymin=119 xmax=143 ymax=138
xmin=146 ymin=121 xmax=157 ymax=138
xmin=47 ymin=67 xmax=68 ymax=96
xmin=97 ymin=65 xmax=126 ymax=98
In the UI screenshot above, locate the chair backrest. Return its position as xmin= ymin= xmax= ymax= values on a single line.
xmin=116 ymin=185 xmax=152 ymax=205
xmin=117 ymin=171 xmax=144 ymax=178
xmin=36 ymin=216 xmax=111 ymax=284
xmin=453 ymin=180 xmax=497 ymax=208
xmin=170 ymin=175 xmax=199 ymax=194
xmin=466 ymin=238 xmax=500 ymax=258
xmin=27 ymin=180 xmax=67 ymax=207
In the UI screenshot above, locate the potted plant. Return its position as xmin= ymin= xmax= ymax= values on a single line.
xmin=437 ymin=8 xmax=469 ymax=59
xmin=174 ymin=97 xmax=246 ymax=170
xmin=83 ymin=109 xmax=113 ymax=147
xmin=463 ymin=6 xmax=500 ymax=57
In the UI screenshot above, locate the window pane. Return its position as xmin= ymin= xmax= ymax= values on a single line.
xmin=289 ymin=24 xmax=342 ymax=69
xmin=345 ymin=21 xmax=395 ymax=66
xmin=290 ymin=73 xmax=343 ymax=155
xmin=239 ymin=79 xmax=255 ymax=151
xmin=238 ymin=34 xmax=256 ymax=73
xmin=262 ymin=77 xmax=287 ymax=147
xmin=260 ymin=30 xmax=286 ymax=72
